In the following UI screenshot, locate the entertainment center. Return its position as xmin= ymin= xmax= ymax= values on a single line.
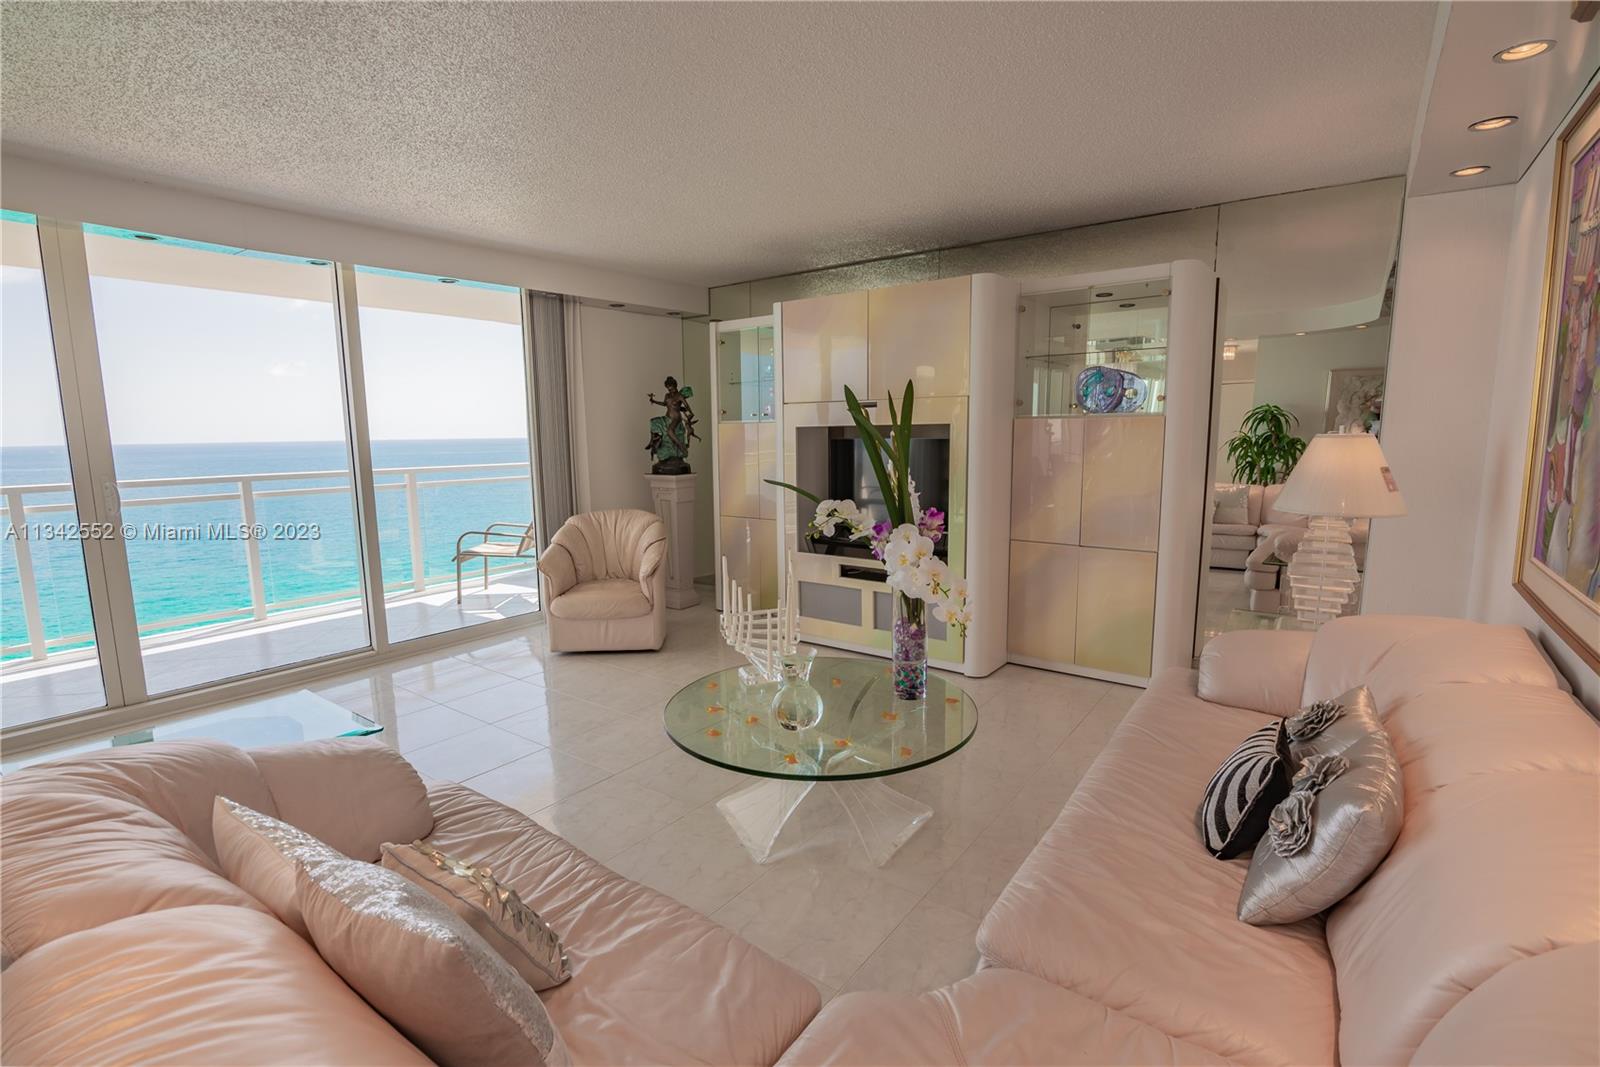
xmin=709 ymin=262 xmax=1216 ymax=685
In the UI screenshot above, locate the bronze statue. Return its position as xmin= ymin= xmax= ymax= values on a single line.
xmin=645 ymin=376 xmax=700 ymax=475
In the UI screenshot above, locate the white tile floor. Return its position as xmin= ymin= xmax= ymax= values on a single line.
xmin=296 ymin=597 xmax=1138 ymax=1002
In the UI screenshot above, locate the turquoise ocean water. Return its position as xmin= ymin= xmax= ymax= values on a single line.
xmin=0 ymin=439 xmax=534 ymax=659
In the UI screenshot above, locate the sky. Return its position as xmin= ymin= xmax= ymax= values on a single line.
xmin=1 ymin=261 xmax=530 ymax=448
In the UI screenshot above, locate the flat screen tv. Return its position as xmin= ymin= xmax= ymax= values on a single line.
xmin=799 ymin=423 xmax=950 ymax=560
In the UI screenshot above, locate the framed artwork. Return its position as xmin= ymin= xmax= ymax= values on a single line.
xmin=1324 ymin=367 xmax=1385 ymax=433
xmin=1516 ymin=83 xmax=1600 ymax=671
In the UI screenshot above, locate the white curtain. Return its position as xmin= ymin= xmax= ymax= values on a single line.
xmin=527 ymin=292 xmax=586 ymax=544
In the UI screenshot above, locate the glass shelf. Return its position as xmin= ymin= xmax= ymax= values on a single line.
xmin=1017 ymin=284 xmax=1171 ymax=417
xmin=718 ymin=323 xmax=776 ymax=424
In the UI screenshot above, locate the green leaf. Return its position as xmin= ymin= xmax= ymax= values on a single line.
xmin=897 ymin=380 xmax=914 ymax=517
xmin=764 ymin=479 xmax=823 ymax=505
xmin=844 ymin=386 xmax=903 ymax=526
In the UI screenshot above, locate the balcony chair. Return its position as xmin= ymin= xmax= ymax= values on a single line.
xmin=453 ymin=522 xmax=538 ymax=603
xmin=537 ymin=509 xmax=668 ymax=652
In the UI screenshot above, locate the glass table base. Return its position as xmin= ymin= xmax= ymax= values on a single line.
xmin=715 ymin=777 xmax=933 ymax=866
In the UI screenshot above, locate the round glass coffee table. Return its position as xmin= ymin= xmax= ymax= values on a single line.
xmin=663 ymin=656 xmax=978 ymax=866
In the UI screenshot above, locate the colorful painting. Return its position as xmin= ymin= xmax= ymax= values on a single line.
xmin=1324 ymin=367 xmax=1385 ymax=433
xmin=1517 ymin=86 xmax=1600 ymax=671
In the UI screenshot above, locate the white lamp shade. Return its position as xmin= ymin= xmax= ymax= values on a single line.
xmin=1275 ymin=432 xmax=1407 ymax=518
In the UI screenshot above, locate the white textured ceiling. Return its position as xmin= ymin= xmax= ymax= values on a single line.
xmin=1 ymin=1 xmax=1437 ymax=287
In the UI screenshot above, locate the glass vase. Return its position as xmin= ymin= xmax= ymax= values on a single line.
xmin=891 ymin=593 xmax=928 ymax=703
xmin=770 ymin=652 xmax=823 ymax=731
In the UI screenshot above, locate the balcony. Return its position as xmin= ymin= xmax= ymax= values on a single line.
xmin=1 ymin=460 xmax=540 ymax=730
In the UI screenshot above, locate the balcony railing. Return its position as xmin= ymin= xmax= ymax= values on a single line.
xmin=1 ymin=462 xmax=534 ymax=663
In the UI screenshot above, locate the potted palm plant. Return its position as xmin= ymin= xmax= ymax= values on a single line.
xmin=1225 ymin=403 xmax=1307 ymax=485
xmin=766 ymin=381 xmax=969 ymax=703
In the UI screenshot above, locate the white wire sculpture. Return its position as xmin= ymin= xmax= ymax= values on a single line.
xmin=720 ymin=552 xmax=800 ymax=682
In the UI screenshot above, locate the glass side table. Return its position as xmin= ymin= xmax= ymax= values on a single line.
xmin=663 ymin=657 xmax=979 ymax=866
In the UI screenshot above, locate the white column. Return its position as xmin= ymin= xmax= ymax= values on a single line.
xmin=646 ymin=473 xmax=701 ymax=609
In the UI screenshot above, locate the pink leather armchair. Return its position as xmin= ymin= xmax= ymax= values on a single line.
xmin=537 ymin=509 xmax=668 ymax=652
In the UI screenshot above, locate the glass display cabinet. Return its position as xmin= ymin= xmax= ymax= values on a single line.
xmin=712 ymin=317 xmax=778 ymax=610
xmin=716 ymin=322 xmax=775 ymax=423
xmin=1018 ymin=280 xmax=1169 ymax=416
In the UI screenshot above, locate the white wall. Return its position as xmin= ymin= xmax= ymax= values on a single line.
xmin=1252 ymin=324 xmax=1394 ymax=441
xmin=0 ymin=151 xmax=707 ymax=314
xmin=1363 ymin=185 xmax=1515 ymax=621
xmin=575 ymin=306 xmax=684 ymax=514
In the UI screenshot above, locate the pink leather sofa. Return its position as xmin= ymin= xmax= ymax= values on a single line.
xmin=0 ymin=737 xmax=819 ymax=1064
xmin=780 ymin=616 xmax=1600 ymax=1065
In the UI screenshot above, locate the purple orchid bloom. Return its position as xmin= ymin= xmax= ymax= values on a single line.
xmin=918 ymin=507 xmax=945 ymax=543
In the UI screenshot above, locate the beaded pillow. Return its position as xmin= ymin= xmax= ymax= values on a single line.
xmin=382 ymin=840 xmax=569 ymax=991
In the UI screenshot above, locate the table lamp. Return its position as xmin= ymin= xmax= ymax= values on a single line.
xmin=1273 ymin=431 xmax=1406 ymax=624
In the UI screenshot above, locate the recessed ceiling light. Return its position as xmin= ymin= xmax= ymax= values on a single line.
xmin=439 ymin=277 xmax=458 ymax=284
xmin=1295 ymin=332 xmax=1307 ymax=336
xmin=609 ymin=303 xmax=625 ymax=308
xmin=1095 ymin=291 xmax=1114 ymax=298
xmin=133 ymin=233 xmax=158 ymax=241
xmin=1468 ymin=115 xmax=1518 ymax=132
xmin=1451 ymin=165 xmax=1492 ymax=178
xmin=1355 ymin=324 xmax=1369 ymax=330
xmin=1493 ymin=40 xmax=1554 ymax=63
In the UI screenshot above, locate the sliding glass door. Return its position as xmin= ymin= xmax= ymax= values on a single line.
xmin=0 ymin=215 xmax=545 ymax=740
xmin=352 ymin=268 xmax=539 ymax=643
xmin=0 ymin=213 xmax=108 ymax=727
xmin=81 ymin=226 xmax=370 ymax=697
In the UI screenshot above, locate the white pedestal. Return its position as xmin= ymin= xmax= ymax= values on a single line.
xmin=646 ymin=473 xmax=701 ymax=609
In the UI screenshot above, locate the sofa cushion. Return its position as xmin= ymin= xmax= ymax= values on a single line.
xmin=1208 ymin=522 xmax=1256 ymax=537
xmin=213 ymin=796 xmax=347 ymax=940
xmin=1301 ymin=616 xmax=1561 ymax=712
xmin=1320 ymin=666 xmax=1600 ymax=1066
xmin=0 ymin=905 xmax=431 ymax=1066
xmin=1326 ymin=769 xmax=1600 ymax=1065
xmin=0 ymin=789 xmax=267 ymax=960
xmin=1411 ymin=942 xmax=1600 ymax=1066
xmin=297 ymin=856 xmax=569 ymax=1067
xmin=549 ymin=578 xmax=653 ymax=621
xmin=2 ymin=739 xmax=277 ymax=862
xmin=1209 ymin=533 xmax=1256 ymax=552
xmin=1197 ymin=630 xmax=1313 ymax=716
xmin=423 ymin=781 xmax=820 ymax=1066
xmin=249 ymin=737 xmax=433 ymax=861
xmin=978 ymin=669 xmax=1337 ymax=1065
xmin=777 ymin=968 xmax=1228 ymax=1067
xmin=1259 ymin=484 xmax=1303 ymax=527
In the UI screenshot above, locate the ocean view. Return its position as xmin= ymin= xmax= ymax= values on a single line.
xmin=1 ymin=438 xmax=535 ymax=659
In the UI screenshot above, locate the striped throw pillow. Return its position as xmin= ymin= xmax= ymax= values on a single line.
xmin=1197 ymin=720 xmax=1292 ymax=859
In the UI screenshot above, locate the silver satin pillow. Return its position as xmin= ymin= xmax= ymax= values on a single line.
xmin=1238 ymin=686 xmax=1404 ymax=925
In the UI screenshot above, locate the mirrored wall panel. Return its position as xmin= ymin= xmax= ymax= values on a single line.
xmin=1198 ymin=178 xmax=1404 ymax=644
